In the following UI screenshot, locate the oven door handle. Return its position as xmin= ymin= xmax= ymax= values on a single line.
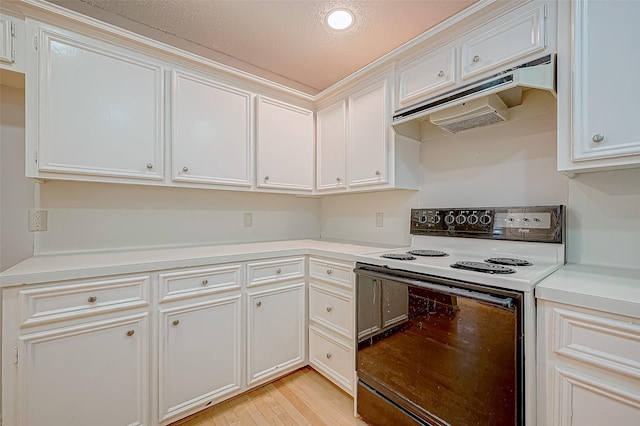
xmin=356 ymin=269 xmax=515 ymax=309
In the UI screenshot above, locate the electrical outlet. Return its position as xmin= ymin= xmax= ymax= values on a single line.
xmin=244 ymin=212 xmax=253 ymax=227
xmin=28 ymin=210 xmax=48 ymax=232
xmin=375 ymin=212 xmax=384 ymax=227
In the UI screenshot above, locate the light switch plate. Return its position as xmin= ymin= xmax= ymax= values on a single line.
xmin=375 ymin=212 xmax=384 ymax=227
xmin=244 ymin=212 xmax=253 ymax=227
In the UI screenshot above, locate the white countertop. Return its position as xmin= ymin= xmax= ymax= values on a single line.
xmin=0 ymin=239 xmax=390 ymax=288
xmin=536 ymin=263 xmax=640 ymax=318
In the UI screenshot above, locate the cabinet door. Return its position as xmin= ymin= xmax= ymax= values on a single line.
xmin=0 ymin=14 xmax=14 ymax=65
xmin=256 ymin=96 xmax=313 ymax=192
xmin=316 ymin=101 xmax=347 ymax=191
xmin=247 ymin=283 xmax=305 ymax=385
xmin=172 ymin=70 xmax=252 ymax=187
xmin=348 ymin=77 xmax=389 ymax=188
xmin=16 ymin=314 xmax=149 ymax=426
xmin=461 ymin=4 xmax=546 ymax=79
xmin=159 ymin=295 xmax=242 ymax=422
xmin=397 ymin=47 xmax=456 ymax=108
xmin=31 ymin=23 xmax=163 ymax=181
xmin=569 ymin=0 xmax=640 ymax=163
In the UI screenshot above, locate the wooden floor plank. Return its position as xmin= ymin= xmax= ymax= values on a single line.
xmin=172 ymin=368 xmax=365 ymax=426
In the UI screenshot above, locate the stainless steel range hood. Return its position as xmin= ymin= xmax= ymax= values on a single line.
xmin=392 ymin=55 xmax=555 ymax=132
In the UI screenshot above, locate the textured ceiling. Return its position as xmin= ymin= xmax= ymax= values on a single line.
xmin=47 ymin=0 xmax=478 ymax=95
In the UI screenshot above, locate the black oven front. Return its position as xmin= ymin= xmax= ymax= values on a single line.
xmin=355 ymin=263 xmax=524 ymax=426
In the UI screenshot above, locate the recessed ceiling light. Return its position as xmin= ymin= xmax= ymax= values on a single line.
xmin=327 ymin=9 xmax=354 ymax=30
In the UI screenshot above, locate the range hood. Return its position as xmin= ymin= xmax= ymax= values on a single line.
xmin=392 ymin=55 xmax=555 ymax=132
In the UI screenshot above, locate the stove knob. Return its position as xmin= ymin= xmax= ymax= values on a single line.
xmin=467 ymin=214 xmax=479 ymax=225
xmin=455 ymin=214 xmax=466 ymax=224
xmin=479 ymin=214 xmax=492 ymax=225
xmin=419 ymin=215 xmax=428 ymax=223
xmin=444 ymin=214 xmax=455 ymax=225
xmin=433 ymin=215 xmax=441 ymax=224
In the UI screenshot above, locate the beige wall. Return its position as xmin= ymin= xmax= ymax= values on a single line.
xmin=0 ymin=83 xmax=33 ymax=272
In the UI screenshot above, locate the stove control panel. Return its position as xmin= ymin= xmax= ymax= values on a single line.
xmin=410 ymin=206 xmax=564 ymax=243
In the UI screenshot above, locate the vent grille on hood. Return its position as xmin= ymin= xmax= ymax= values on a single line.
xmin=392 ymin=55 xmax=555 ymax=131
xmin=430 ymin=94 xmax=509 ymax=134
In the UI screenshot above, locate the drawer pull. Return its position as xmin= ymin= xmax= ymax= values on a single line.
xmin=87 ymin=296 xmax=97 ymax=303
xmin=126 ymin=330 xmax=135 ymax=337
xmin=592 ymin=133 xmax=605 ymax=143
xmin=325 ymin=353 xmax=332 ymax=359
xmin=201 ymin=279 xmax=209 ymax=286
xmin=473 ymin=55 xmax=480 ymax=63
xmin=276 ymin=268 xmax=282 ymax=274
xmin=326 ymin=269 xmax=333 ymax=275
xmin=326 ymin=306 xmax=333 ymax=313
xmin=256 ymin=301 xmax=262 ymax=307
xmin=172 ymin=320 xmax=180 ymax=326
xmin=437 ymin=70 xmax=444 ymax=77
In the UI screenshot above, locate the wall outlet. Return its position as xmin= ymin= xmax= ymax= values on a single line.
xmin=29 ymin=210 xmax=48 ymax=232
xmin=243 ymin=212 xmax=253 ymax=227
xmin=375 ymin=212 xmax=384 ymax=227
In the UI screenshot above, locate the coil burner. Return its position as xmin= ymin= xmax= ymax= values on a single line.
xmin=381 ymin=253 xmax=417 ymax=261
xmin=407 ymin=250 xmax=449 ymax=257
xmin=485 ymin=258 xmax=533 ymax=266
xmin=450 ymin=261 xmax=516 ymax=274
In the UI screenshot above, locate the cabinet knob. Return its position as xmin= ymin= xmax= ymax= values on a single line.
xmin=256 ymin=301 xmax=262 ymax=307
xmin=172 ymin=320 xmax=180 ymax=326
xmin=326 ymin=269 xmax=332 ymax=275
xmin=438 ymin=70 xmax=444 ymax=77
xmin=146 ymin=163 xmax=153 ymax=169
xmin=326 ymin=306 xmax=333 ymax=312
xmin=325 ymin=353 xmax=332 ymax=359
xmin=182 ymin=166 xmax=189 ymax=172
xmin=592 ymin=133 xmax=605 ymax=143
xmin=473 ymin=55 xmax=480 ymax=63
xmin=336 ymin=177 xmax=341 ymax=182
xmin=202 ymin=279 xmax=209 ymax=286
xmin=126 ymin=330 xmax=135 ymax=337
xmin=276 ymin=268 xmax=282 ymax=274
xmin=264 ymin=175 xmax=269 ymax=181
xmin=375 ymin=170 xmax=381 ymax=177
xmin=87 ymin=296 xmax=97 ymax=303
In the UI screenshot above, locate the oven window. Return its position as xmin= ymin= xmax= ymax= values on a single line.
xmin=357 ymin=275 xmax=522 ymax=426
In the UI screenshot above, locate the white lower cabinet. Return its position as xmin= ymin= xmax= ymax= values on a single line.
xmin=538 ymin=300 xmax=640 ymax=425
xmin=1 ymin=275 xmax=152 ymax=426
xmin=247 ymin=282 xmax=306 ymax=386
xmin=158 ymin=294 xmax=242 ymax=423
xmin=307 ymin=257 xmax=355 ymax=394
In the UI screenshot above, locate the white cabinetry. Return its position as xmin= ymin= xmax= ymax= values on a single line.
xmin=256 ymin=96 xmax=314 ymax=192
xmin=538 ymin=301 xmax=640 ymax=425
xmin=171 ymin=70 xmax=252 ymax=188
xmin=246 ymin=257 xmax=306 ymax=385
xmin=26 ymin=20 xmax=164 ymax=182
xmin=307 ymin=257 xmax=355 ymax=394
xmin=1 ymin=275 xmax=151 ymax=426
xmin=316 ymin=101 xmax=347 ymax=191
xmin=157 ymin=265 xmax=243 ymax=424
xmin=557 ymin=0 xmax=640 ymax=173
xmin=0 ymin=12 xmax=25 ymax=73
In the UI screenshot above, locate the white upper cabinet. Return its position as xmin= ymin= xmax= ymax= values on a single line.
xmin=171 ymin=70 xmax=252 ymax=188
xmin=396 ymin=46 xmax=457 ymax=109
xmin=26 ymin=21 xmax=164 ymax=182
xmin=461 ymin=4 xmax=547 ymax=80
xmin=316 ymin=101 xmax=347 ymax=191
xmin=558 ymin=0 xmax=640 ymax=173
xmin=0 ymin=12 xmax=25 ymax=73
xmin=348 ymin=76 xmax=390 ymax=188
xmin=256 ymin=96 xmax=314 ymax=192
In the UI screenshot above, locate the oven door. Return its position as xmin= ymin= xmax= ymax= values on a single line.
xmin=356 ymin=264 xmax=524 ymax=426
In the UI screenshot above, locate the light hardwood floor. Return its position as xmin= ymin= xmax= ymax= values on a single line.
xmin=171 ymin=367 xmax=368 ymax=426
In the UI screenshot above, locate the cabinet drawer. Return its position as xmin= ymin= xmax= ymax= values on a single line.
xmin=461 ymin=5 xmax=545 ymax=79
xmin=247 ymin=257 xmax=305 ymax=287
xmin=553 ymin=307 xmax=640 ymax=379
xmin=309 ymin=284 xmax=353 ymax=338
xmin=309 ymin=325 xmax=354 ymax=394
xmin=397 ymin=47 xmax=456 ymax=107
xmin=159 ymin=264 xmax=242 ymax=303
xmin=308 ymin=258 xmax=353 ymax=289
xmin=19 ymin=276 xmax=150 ymax=326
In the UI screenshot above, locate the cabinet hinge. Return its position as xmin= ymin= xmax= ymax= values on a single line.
xmin=33 ymin=149 xmax=38 ymax=163
xmin=11 ymin=22 xmax=16 ymax=37
xmin=544 ymin=4 xmax=548 ymax=18
xmin=544 ymin=33 xmax=549 ymax=48
xmin=13 ymin=346 xmax=18 ymax=364
xmin=33 ymin=34 xmax=38 ymax=50
xmin=11 ymin=50 xmax=15 ymax=63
